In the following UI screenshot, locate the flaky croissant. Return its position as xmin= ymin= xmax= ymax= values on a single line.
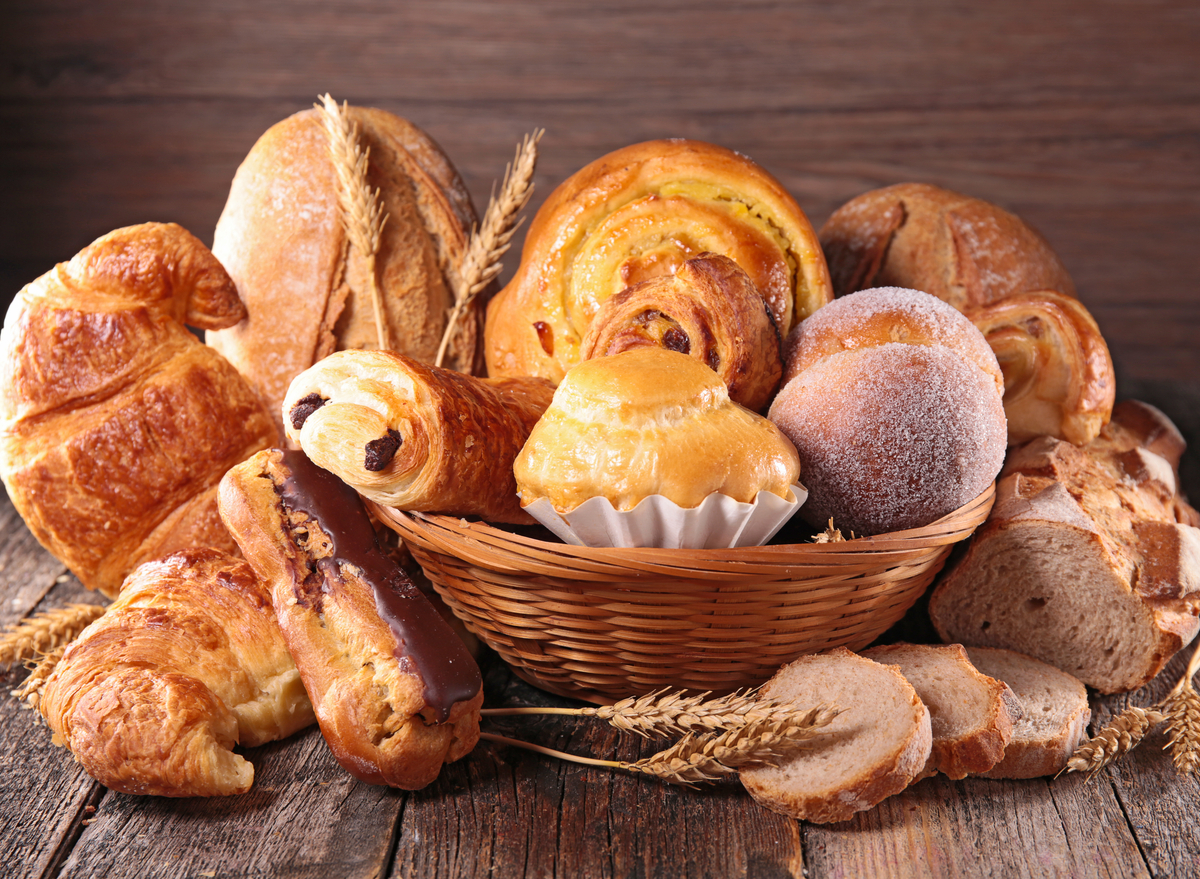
xmin=0 ymin=223 xmax=278 ymax=597
xmin=283 ymin=349 xmax=555 ymax=524
xmin=579 ymin=253 xmax=783 ymax=412
xmin=219 ymin=449 xmax=483 ymax=790
xmin=485 ymin=139 xmax=832 ymax=384
xmin=39 ymin=549 xmax=314 ymax=797
xmin=818 ymin=183 xmax=1115 ymax=445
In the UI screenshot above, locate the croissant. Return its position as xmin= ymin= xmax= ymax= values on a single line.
xmin=579 ymin=253 xmax=783 ymax=412
xmin=0 ymin=223 xmax=278 ymax=597
xmin=970 ymin=291 xmax=1116 ymax=446
xmin=218 ymin=449 xmax=483 ymax=790
xmin=283 ymin=349 xmax=555 ymax=523
xmin=485 ymin=139 xmax=832 ymax=384
xmin=818 ymin=183 xmax=1115 ymax=445
xmin=39 ymin=549 xmax=314 ymax=797
xmin=206 ymin=105 xmax=482 ymax=436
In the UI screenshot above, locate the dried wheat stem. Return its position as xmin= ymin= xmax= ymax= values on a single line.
xmin=1062 ymin=706 xmax=1166 ymax=780
xmin=316 ymin=93 xmax=390 ymax=351
xmin=0 ymin=603 xmax=104 ymax=669
xmin=11 ymin=643 xmax=67 ymax=710
xmin=435 ymin=128 xmax=542 ymax=368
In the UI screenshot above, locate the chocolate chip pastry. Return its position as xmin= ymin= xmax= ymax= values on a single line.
xmin=218 ymin=449 xmax=482 ymax=790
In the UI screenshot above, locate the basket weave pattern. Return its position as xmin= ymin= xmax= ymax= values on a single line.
xmin=374 ymin=485 xmax=995 ymax=704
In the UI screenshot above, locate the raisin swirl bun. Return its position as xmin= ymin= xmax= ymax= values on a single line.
xmin=485 ymin=139 xmax=832 ymax=384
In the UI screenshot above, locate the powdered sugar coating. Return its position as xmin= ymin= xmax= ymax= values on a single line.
xmin=769 ymin=342 xmax=1006 ymax=534
xmin=783 ymin=287 xmax=1004 ymax=397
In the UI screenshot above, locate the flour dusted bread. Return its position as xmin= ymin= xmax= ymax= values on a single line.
xmin=485 ymin=138 xmax=831 ymax=384
xmin=862 ymin=642 xmax=1021 ymax=780
xmin=284 ymin=349 xmax=554 ymax=524
xmin=818 ymin=182 xmax=1114 ymax=445
xmin=207 ymin=104 xmax=481 ymax=434
xmin=768 ymin=287 xmax=1007 ymax=535
xmin=218 ymin=449 xmax=483 ymax=790
xmin=964 ymin=647 xmax=1091 ymax=779
xmin=739 ymin=648 xmax=931 ymax=824
xmin=929 ymin=401 xmax=1200 ymax=693
xmin=514 ymin=347 xmax=800 ymax=513
xmin=0 ymin=223 xmax=277 ymax=597
xmin=39 ymin=549 xmax=314 ymax=797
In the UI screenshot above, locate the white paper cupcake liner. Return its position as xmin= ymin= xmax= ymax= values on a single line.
xmin=519 ymin=484 xmax=808 ymax=550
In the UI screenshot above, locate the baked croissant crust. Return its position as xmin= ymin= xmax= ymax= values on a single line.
xmin=218 ymin=449 xmax=483 ymax=790
xmin=514 ymin=347 xmax=800 ymax=512
xmin=39 ymin=549 xmax=314 ymax=797
xmin=0 ymin=223 xmax=278 ymax=597
xmin=579 ymin=253 xmax=783 ymax=412
xmin=485 ymin=139 xmax=832 ymax=384
xmin=817 ymin=183 xmax=1114 ymax=445
xmin=283 ymin=349 xmax=554 ymax=524
xmin=207 ymin=106 xmax=481 ymax=436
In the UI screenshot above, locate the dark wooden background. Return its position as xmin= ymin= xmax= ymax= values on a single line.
xmin=2 ymin=2 xmax=1200 ymax=877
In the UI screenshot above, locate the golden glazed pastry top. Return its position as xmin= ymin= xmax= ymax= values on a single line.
xmin=514 ymin=348 xmax=801 ymax=512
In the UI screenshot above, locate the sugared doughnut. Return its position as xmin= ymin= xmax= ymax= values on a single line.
xmin=768 ymin=287 xmax=1006 ymax=534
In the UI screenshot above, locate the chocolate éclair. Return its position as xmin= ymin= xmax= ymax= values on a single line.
xmin=218 ymin=448 xmax=482 ymax=790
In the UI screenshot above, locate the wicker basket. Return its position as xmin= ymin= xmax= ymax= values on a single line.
xmin=373 ymin=485 xmax=995 ymax=705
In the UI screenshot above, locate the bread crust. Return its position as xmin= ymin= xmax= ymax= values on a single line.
xmin=485 ymin=139 xmax=831 ymax=383
xmin=207 ymin=106 xmax=481 ymax=436
xmin=0 ymin=223 xmax=277 ymax=597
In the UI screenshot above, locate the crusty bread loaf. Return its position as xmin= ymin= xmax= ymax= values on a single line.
xmin=964 ymin=647 xmax=1091 ymax=779
xmin=0 ymin=222 xmax=278 ymax=597
xmin=929 ymin=401 xmax=1200 ymax=693
xmin=862 ymin=642 xmax=1021 ymax=780
xmin=739 ymin=648 xmax=932 ymax=824
xmin=768 ymin=287 xmax=1007 ymax=534
xmin=207 ymin=105 xmax=481 ymax=435
xmin=40 ymin=549 xmax=314 ymax=796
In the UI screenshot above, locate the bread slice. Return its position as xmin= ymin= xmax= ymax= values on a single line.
xmin=964 ymin=646 xmax=1091 ymax=779
xmin=739 ymin=648 xmax=931 ymax=824
xmin=862 ymin=642 xmax=1021 ymax=780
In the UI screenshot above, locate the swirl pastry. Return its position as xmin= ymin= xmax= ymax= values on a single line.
xmin=283 ymin=349 xmax=555 ymax=524
xmin=218 ymin=449 xmax=483 ymax=790
xmin=0 ymin=223 xmax=278 ymax=597
xmin=579 ymin=253 xmax=783 ymax=412
xmin=206 ymin=105 xmax=481 ymax=436
xmin=485 ymin=139 xmax=832 ymax=383
xmin=40 ymin=549 xmax=314 ymax=797
xmin=514 ymin=347 xmax=800 ymax=513
xmin=818 ymin=182 xmax=1114 ymax=445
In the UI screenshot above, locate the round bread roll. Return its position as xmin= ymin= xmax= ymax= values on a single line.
xmin=514 ymin=347 xmax=800 ymax=513
xmin=769 ymin=287 xmax=1007 ymax=535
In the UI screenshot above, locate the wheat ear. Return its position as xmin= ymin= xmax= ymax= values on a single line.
xmin=434 ymin=129 xmax=542 ymax=369
xmin=316 ymin=93 xmax=390 ymax=351
xmin=0 ymin=603 xmax=104 ymax=669
xmin=1062 ymin=706 xmax=1166 ymax=780
xmin=480 ymin=687 xmax=826 ymax=738
xmin=482 ymin=704 xmax=838 ymax=787
xmin=1159 ymin=638 xmax=1200 ymax=773
xmin=11 ymin=643 xmax=67 ymax=710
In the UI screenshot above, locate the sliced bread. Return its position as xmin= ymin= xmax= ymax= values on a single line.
xmin=964 ymin=646 xmax=1091 ymax=779
xmin=862 ymin=642 xmax=1022 ymax=780
xmin=739 ymin=647 xmax=932 ymax=824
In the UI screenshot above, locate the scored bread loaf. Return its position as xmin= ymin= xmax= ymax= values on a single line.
xmin=739 ymin=648 xmax=931 ymax=824
xmin=861 ymin=642 xmax=1022 ymax=780
xmin=929 ymin=400 xmax=1200 ymax=694
xmin=963 ymin=647 xmax=1091 ymax=779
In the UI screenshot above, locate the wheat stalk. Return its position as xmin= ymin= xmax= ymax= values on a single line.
xmin=812 ymin=518 xmax=846 ymax=544
xmin=434 ymin=128 xmax=542 ymax=369
xmin=0 ymin=603 xmax=104 ymax=669
xmin=316 ymin=92 xmax=390 ymax=352
xmin=1062 ymin=706 xmax=1165 ymax=780
xmin=481 ymin=704 xmax=838 ymax=787
xmin=1158 ymin=637 xmax=1200 ymax=773
xmin=480 ymin=687 xmax=827 ymax=738
xmin=11 ymin=643 xmax=67 ymax=711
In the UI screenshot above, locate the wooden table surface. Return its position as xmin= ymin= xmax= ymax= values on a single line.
xmin=3 ymin=2 xmax=1200 ymax=877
